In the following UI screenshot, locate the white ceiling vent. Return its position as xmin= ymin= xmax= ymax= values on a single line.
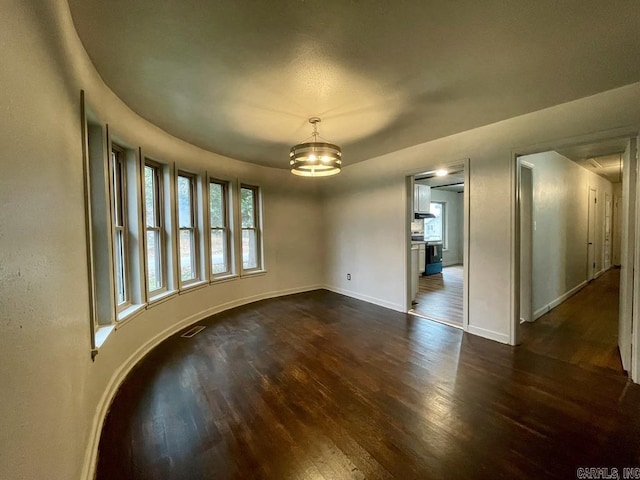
xmin=588 ymin=158 xmax=603 ymax=169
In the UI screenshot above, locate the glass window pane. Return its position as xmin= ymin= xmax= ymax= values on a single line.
xmin=242 ymin=229 xmax=257 ymax=269
xmin=112 ymin=155 xmax=124 ymax=227
xmin=425 ymin=202 xmax=443 ymax=242
xmin=146 ymin=230 xmax=162 ymax=292
xmin=144 ymin=166 xmax=156 ymax=227
xmin=211 ymin=229 xmax=227 ymax=274
xmin=180 ymin=229 xmax=195 ymax=281
xmin=241 ymin=187 xmax=254 ymax=228
xmin=115 ymin=230 xmax=126 ymax=304
xmin=210 ymin=182 xmax=224 ymax=227
xmin=178 ymin=176 xmax=192 ymax=228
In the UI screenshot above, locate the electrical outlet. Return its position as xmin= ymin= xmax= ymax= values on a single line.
xmin=347 ymin=273 xmax=351 ymax=280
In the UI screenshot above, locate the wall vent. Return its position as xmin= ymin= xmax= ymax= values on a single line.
xmin=181 ymin=326 xmax=206 ymax=338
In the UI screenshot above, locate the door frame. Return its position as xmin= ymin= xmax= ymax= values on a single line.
xmin=404 ymin=158 xmax=470 ymax=332
xmin=515 ymin=159 xmax=534 ymax=345
xmin=510 ymin=127 xmax=640 ymax=384
xmin=604 ymin=192 xmax=612 ymax=270
xmin=625 ymin=136 xmax=639 ymax=378
xmin=587 ymin=186 xmax=597 ymax=281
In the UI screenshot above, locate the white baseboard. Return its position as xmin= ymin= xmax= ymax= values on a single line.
xmin=323 ymin=284 xmax=405 ymax=313
xmin=442 ymin=260 xmax=462 ymax=267
xmin=533 ymin=280 xmax=588 ymax=320
xmin=467 ymin=325 xmax=510 ymax=344
xmin=81 ymin=283 xmax=323 ymax=480
xmin=594 ymin=265 xmax=613 ymax=279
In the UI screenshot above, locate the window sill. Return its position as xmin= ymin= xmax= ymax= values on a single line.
xmin=148 ymin=289 xmax=178 ymax=308
xmin=117 ymin=304 xmax=145 ymax=324
xmin=210 ymin=274 xmax=238 ymax=284
xmin=241 ymin=269 xmax=267 ymax=278
xmin=94 ymin=325 xmax=115 ymax=349
xmin=179 ymin=280 xmax=208 ymax=295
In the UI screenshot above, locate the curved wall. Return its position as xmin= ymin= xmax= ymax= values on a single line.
xmin=3 ymin=1 xmax=640 ymax=480
xmin=0 ymin=1 xmax=323 ymax=479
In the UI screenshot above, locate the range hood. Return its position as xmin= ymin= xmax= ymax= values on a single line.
xmin=414 ymin=212 xmax=435 ymax=219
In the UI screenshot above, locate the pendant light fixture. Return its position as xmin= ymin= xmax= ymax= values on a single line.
xmin=289 ymin=117 xmax=342 ymax=177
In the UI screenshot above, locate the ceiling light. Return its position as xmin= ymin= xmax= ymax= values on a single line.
xmin=435 ymin=169 xmax=448 ymax=176
xmin=290 ymin=117 xmax=342 ymax=177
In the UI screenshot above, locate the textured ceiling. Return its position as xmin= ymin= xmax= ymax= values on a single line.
xmin=68 ymin=0 xmax=640 ymax=169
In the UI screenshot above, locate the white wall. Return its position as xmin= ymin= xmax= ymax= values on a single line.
xmin=0 ymin=2 xmax=324 ymax=480
xmin=323 ymin=82 xmax=640 ymax=346
xmin=520 ymin=151 xmax=613 ymax=318
xmin=2 ymin=2 xmax=640 ymax=479
xmin=430 ymin=189 xmax=463 ymax=266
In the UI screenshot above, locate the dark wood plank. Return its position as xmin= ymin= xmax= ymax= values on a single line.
xmin=521 ymin=268 xmax=624 ymax=373
xmin=414 ymin=265 xmax=463 ymax=326
xmin=97 ymin=277 xmax=640 ymax=480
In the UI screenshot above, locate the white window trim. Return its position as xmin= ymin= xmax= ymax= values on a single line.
xmin=427 ymin=200 xmax=447 ymax=248
xmin=110 ymin=143 xmax=133 ymax=314
xmin=209 ymin=177 xmax=235 ymax=280
xmin=143 ymin=160 xmax=169 ymax=298
xmin=177 ymin=171 xmax=200 ymax=287
xmin=239 ymin=183 xmax=265 ymax=275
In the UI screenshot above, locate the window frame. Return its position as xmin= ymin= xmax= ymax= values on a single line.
xmin=110 ymin=144 xmax=131 ymax=312
xmin=209 ymin=178 xmax=234 ymax=279
xmin=426 ymin=200 xmax=446 ymax=247
xmin=239 ymin=184 xmax=263 ymax=274
xmin=177 ymin=171 xmax=200 ymax=286
xmin=143 ymin=160 xmax=167 ymax=297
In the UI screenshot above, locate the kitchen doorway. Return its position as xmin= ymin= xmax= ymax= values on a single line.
xmin=408 ymin=162 xmax=469 ymax=330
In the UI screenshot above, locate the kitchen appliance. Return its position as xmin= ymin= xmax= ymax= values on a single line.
xmin=424 ymin=242 xmax=443 ymax=275
xmin=411 ymin=218 xmax=424 ymax=241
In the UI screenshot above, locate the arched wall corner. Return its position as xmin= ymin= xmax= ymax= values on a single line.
xmin=1 ymin=2 xmax=326 ymax=480
xmin=79 ymin=283 xmax=321 ymax=480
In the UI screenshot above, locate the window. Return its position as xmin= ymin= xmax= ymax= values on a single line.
xmin=177 ymin=173 xmax=198 ymax=284
xmin=240 ymin=185 xmax=262 ymax=271
xmin=144 ymin=162 xmax=165 ymax=295
xmin=210 ymin=179 xmax=231 ymax=277
xmin=111 ymin=145 xmax=129 ymax=309
xmin=425 ymin=201 xmax=445 ymax=243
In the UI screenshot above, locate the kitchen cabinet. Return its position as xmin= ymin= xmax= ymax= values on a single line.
xmin=414 ymin=184 xmax=432 ymax=214
xmin=418 ymin=243 xmax=425 ymax=274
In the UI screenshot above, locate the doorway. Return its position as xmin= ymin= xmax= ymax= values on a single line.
xmin=514 ymin=136 xmax=637 ymax=378
xmin=407 ymin=161 xmax=469 ymax=330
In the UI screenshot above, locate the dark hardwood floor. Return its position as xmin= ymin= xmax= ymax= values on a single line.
xmin=413 ymin=265 xmax=463 ymax=326
xmin=97 ymin=285 xmax=640 ymax=480
xmin=521 ymin=268 xmax=624 ymax=373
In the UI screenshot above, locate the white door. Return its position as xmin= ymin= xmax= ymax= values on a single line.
xmin=619 ymin=138 xmax=636 ymax=373
xmin=587 ymin=188 xmax=597 ymax=281
xmin=604 ymin=193 xmax=612 ymax=269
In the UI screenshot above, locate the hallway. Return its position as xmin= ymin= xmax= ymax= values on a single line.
xmin=521 ymin=269 xmax=623 ymax=374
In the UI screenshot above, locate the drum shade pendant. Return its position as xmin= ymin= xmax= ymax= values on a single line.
xmin=290 ymin=117 xmax=342 ymax=177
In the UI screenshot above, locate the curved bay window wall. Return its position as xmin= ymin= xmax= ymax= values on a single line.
xmin=81 ymin=95 xmax=265 ymax=356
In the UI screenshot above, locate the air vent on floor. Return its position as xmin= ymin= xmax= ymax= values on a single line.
xmin=181 ymin=326 xmax=206 ymax=338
